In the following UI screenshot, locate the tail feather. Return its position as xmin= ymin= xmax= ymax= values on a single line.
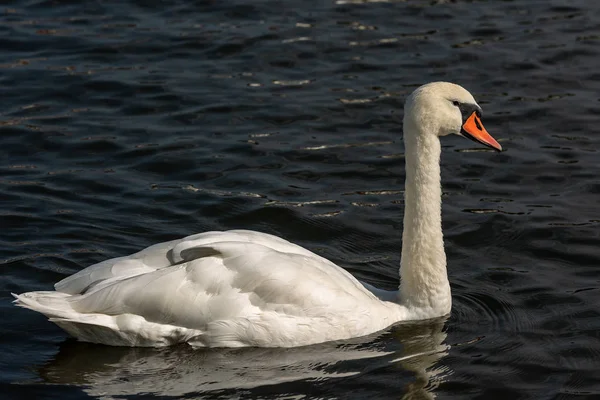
xmin=13 ymin=291 xmax=204 ymax=347
xmin=12 ymin=291 xmax=75 ymax=320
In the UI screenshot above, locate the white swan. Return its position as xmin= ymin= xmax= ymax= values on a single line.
xmin=14 ymin=82 xmax=502 ymax=348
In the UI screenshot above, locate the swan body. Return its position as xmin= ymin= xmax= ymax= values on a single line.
xmin=14 ymin=82 xmax=502 ymax=347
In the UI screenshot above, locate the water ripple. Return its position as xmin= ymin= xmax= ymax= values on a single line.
xmin=3 ymin=0 xmax=600 ymax=399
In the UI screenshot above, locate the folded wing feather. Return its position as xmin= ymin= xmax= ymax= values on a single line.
xmin=60 ymin=231 xmax=379 ymax=333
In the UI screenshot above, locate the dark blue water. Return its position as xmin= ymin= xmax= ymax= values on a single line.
xmin=2 ymin=0 xmax=600 ymax=398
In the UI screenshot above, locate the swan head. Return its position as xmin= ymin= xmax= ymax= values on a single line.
xmin=404 ymin=82 xmax=502 ymax=151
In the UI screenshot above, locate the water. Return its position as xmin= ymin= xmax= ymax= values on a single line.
xmin=2 ymin=0 xmax=600 ymax=398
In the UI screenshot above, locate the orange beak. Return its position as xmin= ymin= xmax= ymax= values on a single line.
xmin=461 ymin=112 xmax=502 ymax=151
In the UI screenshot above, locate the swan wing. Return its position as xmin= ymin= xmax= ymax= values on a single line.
xmin=72 ymin=236 xmax=376 ymax=322
xmin=39 ymin=230 xmax=381 ymax=346
xmin=55 ymin=238 xmax=181 ymax=295
xmin=55 ymin=229 xmax=340 ymax=295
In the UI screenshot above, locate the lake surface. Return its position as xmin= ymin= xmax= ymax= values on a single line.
xmin=2 ymin=0 xmax=600 ymax=398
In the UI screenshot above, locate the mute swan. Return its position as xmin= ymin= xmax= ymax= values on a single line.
xmin=14 ymin=82 xmax=502 ymax=348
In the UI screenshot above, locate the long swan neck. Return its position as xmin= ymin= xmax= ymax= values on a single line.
xmin=399 ymin=116 xmax=451 ymax=313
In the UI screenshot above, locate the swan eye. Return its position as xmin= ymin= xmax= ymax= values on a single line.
xmin=452 ymin=100 xmax=460 ymax=107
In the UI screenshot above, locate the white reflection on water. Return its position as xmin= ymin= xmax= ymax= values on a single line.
xmin=36 ymin=318 xmax=450 ymax=399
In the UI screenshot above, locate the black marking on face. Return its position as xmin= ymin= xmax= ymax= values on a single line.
xmin=451 ymin=100 xmax=483 ymax=122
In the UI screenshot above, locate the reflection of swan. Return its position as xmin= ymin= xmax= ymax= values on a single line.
xmin=14 ymin=82 xmax=502 ymax=347
xmin=394 ymin=321 xmax=451 ymax=400
xmin=37 ymin=319 xmax=450 ymax=399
